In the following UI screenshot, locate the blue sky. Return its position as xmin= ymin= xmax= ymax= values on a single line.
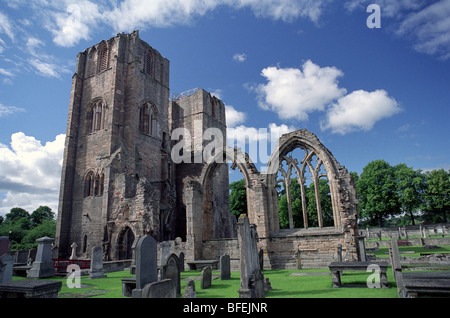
xmin=0 ymin=0 xmax=449 ymax=216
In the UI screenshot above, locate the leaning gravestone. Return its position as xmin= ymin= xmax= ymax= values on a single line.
xmin=132 ymin=235 xmax=158 ymax=298
xmin=89 ymin=246 xmax=106 ymax=279
xmin=27 ymin=237 xmax=55 ymax=278
xmin=201 ymin=266 xmax=212 ymax=289
xmin=220 ymin=254 xmax=231 ymax=280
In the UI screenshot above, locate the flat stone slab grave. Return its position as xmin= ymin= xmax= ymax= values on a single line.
xmin=290 ymin=272 xmax=331 ymax=277
xmin=0 ymin=279 xmax=62 ymax=298
xmin=186 ymin=260 xmax=219 ymax=270
xmin=328 ymin=261 xmax=389 ymax=288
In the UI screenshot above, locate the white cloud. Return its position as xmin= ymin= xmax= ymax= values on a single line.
xmin=0 ymin=103 xmax=25 ymax=117
xmin=345 ymin=0 xmax=450 ymax=60
xmin=225 ymin=105 xmax=246 ymax=128
xmin=321 ymin=89 xmax=401 ymax=134
xmin=0 ymin=11 xmax=15 ymax=41
xmin=255 ymin=60 xmax=346 ymax=121
xmin=0 ymin=132 xmax=65 ymax=217
xmin=28 ymin=58 xmax=70 ymax=79
xmin=51 ymin=1 xmax=102 ymax=47
xmin=233 ymin=53 xmax=247 ymax=63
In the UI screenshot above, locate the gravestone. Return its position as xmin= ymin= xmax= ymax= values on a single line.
xmin=0 ymin=238 xmax=13 ymax=284
xmin=183 ymin=279 xmax=196 ymax=298
xmin=70 ymin=242 xmax=78 ymax=259
xmin=27 ymin=237 xmax=55 ymax=278
xmin=129 ymin=234 xmax=140 ymax=274
xmin=179 ymin=252 xmax=185 ymax=272
xmin=337 ymin=244 xmax=343 ymax=262
xmin=237 ymin=214 xmax=265 ymax=298
xmin=52 ymin=246 xmax=59 ymax=260
xmin=132 ymin=235 xmax=158 ymax=298
xmin=201 ymin=266 xmax=212 ymax=289
xmin=0 ymin=254 xmax=14 ymax=283
xmin=27 ymin=247 xmax=37 ymax=265
xmin=141 ymin=279 xmax=176 ymax=298
xmin=161 ymin=253 xmax=181 ymax=295
xmin=89 ymin=246 xmax=106 ymax=279
xmin=220 ymin=254 xmax=231 ymax=280
xmin=15 ymin=250 xmax=28 ymax=265
xmin=159 ymin=241 xmax=171 ymax=266
xmin=0 ymin=237 xmax=9 ymax=256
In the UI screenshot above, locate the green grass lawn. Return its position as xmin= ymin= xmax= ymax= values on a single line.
xmin=12 ymin=267 xmax=399 ymax=298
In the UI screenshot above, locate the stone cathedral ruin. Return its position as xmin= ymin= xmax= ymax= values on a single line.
xmin=55 ymin=31 xmax=361 ymax=269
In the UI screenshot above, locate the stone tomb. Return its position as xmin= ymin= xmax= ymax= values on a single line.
xmin=27 ymin=237 xmax=55 ymax=278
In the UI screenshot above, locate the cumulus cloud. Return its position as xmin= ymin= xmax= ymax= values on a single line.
xmin=255 ymin=60 xmax=346 ymax=121
xmin=50 ymin=1 xmax=102 ymax=47
xmin=225 ymin=105 xmax=246 ymax=128
xmin=0 ymin=133 xmax=65 ymax=216
xmin=253 ymin=60 xmax=400 ymax=134
xmin=320 ymin=90 xmax=401 ymax=134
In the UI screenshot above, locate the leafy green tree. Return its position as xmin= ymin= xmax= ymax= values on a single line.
xmin=229 ymin=179 xmax=247 ymax=218
xmin=393 ymin=164 xmax=426 ymax=225
xmin=423 ymin=169 xmax=450 ymax=223
xmin=30 ymin=206 xmax=55 ymax=227
xmin=356 ymin=160 xmax=401 ymax=227
xmin=21 ymin=219 xmax=57 ymax=249
xmin=5 ymin=207 xmax=30 ymax=222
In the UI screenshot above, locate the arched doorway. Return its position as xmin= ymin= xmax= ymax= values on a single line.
xmin=118 ymin=227 xmax=135 ymax=260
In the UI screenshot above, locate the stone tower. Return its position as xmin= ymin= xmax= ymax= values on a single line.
xmin=56 ymin=31 xmax=176 ymax=260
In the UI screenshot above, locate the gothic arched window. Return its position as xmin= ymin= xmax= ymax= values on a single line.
xmin=144 ymin=50 xmax=154 ymax=77
xmin=139 ymin=102 xmax=157 ymax=136
xmin=87 ymin=100 xmax=105 ymax=134
xmin=98 ymin=44 xmax=108 ymax=72
xmin=84 ymin=171 xmax=95 ymax=197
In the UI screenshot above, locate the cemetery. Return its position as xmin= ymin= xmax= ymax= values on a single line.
xmin=1 ymin=216 xmax=449 ymax=299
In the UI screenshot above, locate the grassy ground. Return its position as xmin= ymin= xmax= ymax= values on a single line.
xmin=12 ymin=267 xmax=398 ymax=298
xmin=10 ymin=244 xmax=449 ymax=299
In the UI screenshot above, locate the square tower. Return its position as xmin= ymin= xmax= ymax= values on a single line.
xmin=56 ymin=31 xmax=174 ymax=260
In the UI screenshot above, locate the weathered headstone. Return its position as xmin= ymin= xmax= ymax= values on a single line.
xmin=141 ymin=279 xmax=176 ymax=298
xmin=0 ymin=237 xmax=9 ymax=257
xmin=201 ymin=266 xmax=212 ymax=289
xmin=337 ymin=244 xmax=342 ymax=262
xmin=129 ymin=234 xmax=141 ymax=274
xmin=69 ymin=242 xmax=78 ymax=260
xmin=52 ymin=246 xmax=59 ymax=260
xmin=182 ymin=279 xmax=196 ymax=298
xmin=159 ymin=241 xmax=171 ymax=266
xmin=15 ymin=250 xmax=28 ymax=265
xmin=389 ymin=238 xmax=408 ymax=298
xmin=179 ymin=252 xmax=185 ymax=272
xmin=220 ymin=254 xmax=231 ymax=280
xmin=132 ymin=235 xmax=158 ymax=298
xmin=27 ymin=237 xmax=55 ymax=278
xmin=237 ymin=214 xmax=265 ymax=298
xmin=27 ymin=247 xmax=37 ymax=265
xmin=89 ymin=246 xmax=106 ymax=279
xmin=161 ymin=253 xmax=181 ymax=295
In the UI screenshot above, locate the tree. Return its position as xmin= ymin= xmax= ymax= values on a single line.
xmin=229 ymin=179 xmax=247 ymax=219
xmin=423 ymin=169 xmax=450 ymax=223
xmin=356 ymin=160 xmax=401 ymax=227
xmin=393 ymin=164 xmax=426 ymax=225
xmin=30 ymin=206 xmax=55 ymax=227
xmin=5 ymin=207 xmax=30 ymax=222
